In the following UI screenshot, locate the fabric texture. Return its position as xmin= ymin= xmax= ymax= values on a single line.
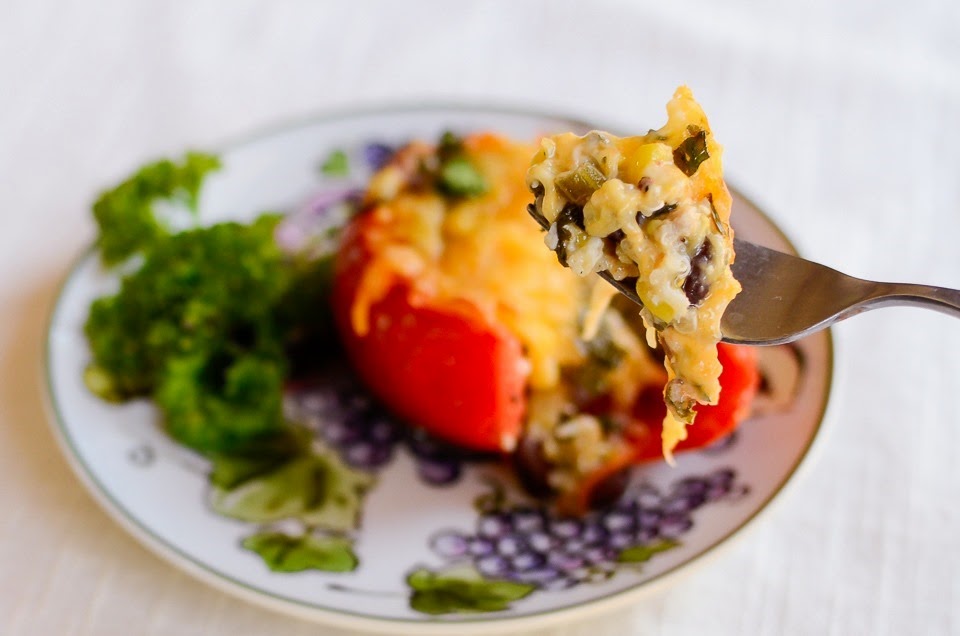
xmin=0 ymin=1 xmax=957 ymax=634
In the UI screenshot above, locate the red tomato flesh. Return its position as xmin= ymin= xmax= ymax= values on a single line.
xmin=627 ymin=342 xmax=760 ymax=461
xmin=333 ymin=211 xmax=526 ymax=452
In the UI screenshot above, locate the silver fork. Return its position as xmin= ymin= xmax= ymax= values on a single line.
xmin=527 ymin=207 xmax=960 ymax=345
xmin=722 ymin=239 xmax=960 ymax=344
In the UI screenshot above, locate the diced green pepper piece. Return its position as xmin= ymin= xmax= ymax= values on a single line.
xmin=664 ymin=378 xmax=697 ymax=422
xmin=555 ymin=158 xmax=606 ymax=205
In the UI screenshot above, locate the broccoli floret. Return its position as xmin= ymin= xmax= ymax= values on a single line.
xmin=92 ymin=152 xmax=221 ymax=265
xmin=84 ymin=212 xmax=305 ymax=451
xmin=84 ymin=150 xmax=344 ymax=454
xmin=155 ymin=349 xmax=287 ymax=453
xmin=85 ymin=216 xmax=288 ymax=386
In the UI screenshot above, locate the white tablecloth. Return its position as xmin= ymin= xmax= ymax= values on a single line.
xmin=2 ymin=1 xmax=958 ymax=634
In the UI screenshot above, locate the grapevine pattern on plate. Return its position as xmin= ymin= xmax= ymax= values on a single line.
xmin=233 ymin=368 xmax=748 ymax=615
xmin=101 ymin=139 xmax=754 ymax=615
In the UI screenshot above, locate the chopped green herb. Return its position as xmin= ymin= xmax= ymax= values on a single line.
xmin=673 ymin=129 xmax=709 ymax=177
xmin=320 ymin=149 xmax=350 ymax=177
xmin=707 ymin=193 xmax=727 ymax=236
xmin=419 ymin=131 xmax=488 ymax=198
xmin=438 ymin=157 xmax=488 ymax=197
xmin=645 ymin=202 xmax=678 ymax=219
xmin=437 ymin=130 xmax=464 ymax=160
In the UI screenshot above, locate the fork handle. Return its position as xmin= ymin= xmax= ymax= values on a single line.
xmin=861 ymin=282 xmax=960 ymax=318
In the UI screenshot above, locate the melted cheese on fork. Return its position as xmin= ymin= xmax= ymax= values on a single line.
xmin=527 ymin=86 xmax=741 ymax=460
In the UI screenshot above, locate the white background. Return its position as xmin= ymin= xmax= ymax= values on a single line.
xmin=1 ymin=1 xmax=958 ymax=634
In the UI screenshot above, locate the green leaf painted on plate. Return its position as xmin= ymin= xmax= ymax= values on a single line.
xmin=297 ymin=451 xmax=373 ymax=532
xmin=617 ymin=538 xmax=679 ymax=563
xmin=208 ymin=453 xmax=289 ymax=490
xmin=208 ymin=430 xmax=307 ymax=490
xmin=242 ymin=532 xmax=358 ymax=572
xmin=209 ymin=450 xmax=373 ymax=532
xmin=407 ymin=565 xmax=535 ymax=615
xmin=210 ymin=455 xmax=320 ymax=521
xmin=320 ymin=149 xmax=350 ymax=176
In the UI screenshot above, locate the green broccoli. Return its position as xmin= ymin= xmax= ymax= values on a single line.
xmin=92 ymin=151 xmax=221 ymax=265
xmin=84 ymin=214 xmax=300 ymax=452
xmin=155 ymin=349 xmax=287 ymax=453
xmin=84 ymin=148 xmax=346 ymax=453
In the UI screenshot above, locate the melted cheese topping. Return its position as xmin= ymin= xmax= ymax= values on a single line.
xmin=526 ymin=86 xmax=741 ymax=460
xmin=351 ymin=134 xmax=666 ymax=500
xmin=357 ymin=134 xmax=588 ymax=390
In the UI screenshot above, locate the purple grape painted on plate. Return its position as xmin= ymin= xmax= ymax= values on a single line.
xmin=363 ymin=143 xmax=395 ymax=171
xmin=289 ymin=376 xmax=480 ymax=485
xmin=425 ymin=468 xmax=747 ymax=593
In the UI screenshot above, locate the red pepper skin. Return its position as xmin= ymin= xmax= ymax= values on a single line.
xmin=332 ymin=211 xmax=526 ymax=452
xmin=626 ymin=343 xmax=760 ymax=461
xmin=335 ymin=211 xmax=759 ymax=500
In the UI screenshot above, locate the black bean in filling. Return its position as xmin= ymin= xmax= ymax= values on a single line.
xmin=600 ymin=230 xmax=625 ymax=262
xmin=553 ymin=203 xmax=585 ymax=266
xmin=587 ymin=465 xmax=632 ymax=510
xmin=512 ymin=435 xmax=554 ymax=497
xmin=556 ymin=202 xmax=585 ymax=229
xmin=683 ymin=238 xmax=713 ymax=305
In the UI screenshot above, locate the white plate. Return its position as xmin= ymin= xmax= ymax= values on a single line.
xmin=44 ymin=105 xmax=832 ymax=634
